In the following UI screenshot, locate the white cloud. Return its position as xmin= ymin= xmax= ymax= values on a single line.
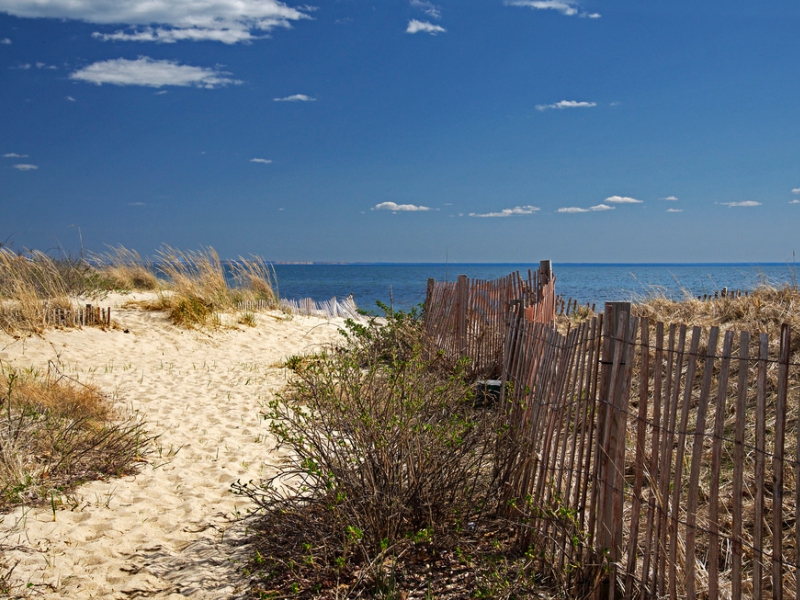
xmin=373 ymin=202 xmax=431 ymax=212
xmin=504 ymin=0 xmax=600 ymax=18
xmin=36 ymin=62 xmax=56 ymax=69
xmin=792 ymin=188 xmax=800 ymax=194
xmin=0 ymin=0 xmax=311 ymax=45
xmin=66 ymin=95 xmax=75 ymax=101
xmin=250 ymin=158 xmax=272 ymax=164
xmin=469 ymin=205 xmax=540 ymax=218
xmin=3 ymin=153 xmax=28 ymax=158
xmin=1 ymin=38 xmax=10 ymax=44
xmin=536 ymin=100 xmax=596 ymax=111
xmin=790 ymin=200 xmax=800 ymax=205
xmin=406 ymin=19 xmax=446 ymax=34
xmin=12 ymin=163 xmax=38 ymax=171
xmin=605 ymin=195 xmax=643 ymax=204
xmin=12 ymin=63 xmax=31 ymax=69
xmin=720 ymin=201 xmax=762 ymax=208
xmin=274 ymin=94 xmax=315 ymax=102
xmin=662 ymin=195 xmax=678 ymax=201
xmin=558 ymin=203 xmax=614 ymax=213
xmin=410 ymin=0 xmax=441 ymax=19
xmin=70 ymin=57 xmax=240 ymax=88
xmin=667 ymin=208 xmax=683 ymax=213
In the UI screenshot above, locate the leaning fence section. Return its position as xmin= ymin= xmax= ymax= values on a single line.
xmin=423 ymin=261 xmax=556 ymax=378
xmin=499 ymin=302 xmax=799 ymax=599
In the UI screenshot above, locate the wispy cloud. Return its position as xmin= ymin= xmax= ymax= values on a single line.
xmin=666 ymin=208 xmax=683 ymax=213
xmin=662 ymin=195 xmax=679 ymax=201
xmin=536 ymin=100 xmax=596 ymax=111
xmin=469 ymin=205 xmax=540 ymax=218
xmin=12 ymin=63 xmax=31 ymax=70
xmin=504 ymin=1 xmax=600 ymax=19
xmin=406 ymin=20 xmax=446 ymax=34
xmin=1 ymin=38 xmax=11 ymax=45
xmin=66 ymin=95 xmax=76 ymax=101
xmin=605 ymin=195 xmax=643 ymax=204
xmin=410 ymin=0 xmax=442 ymax=19
xmin=250 ymin=158 xmax=273 ymax=164
xmin=2 ymin=0 xmax=311 ymax=45
xmin=373 ymin=201 xmax=431 ymax=212
xmin=720 ymin=201 xmax=762 ymax=208
xmin=557 ymin=204 xmax=614 ymax=213
xmin=274 ymin=94 xmax=315 ymax=102
xmin=792 ymin=188 xmax=800 ymax=194
xmin=3 ymin=153 xmax=28 ymax=158
xmin=70 ymin=57 xmax=240 ymax=88
xmin=790 ymin=200 xmax=800 ymax=205
xmin=128 ymin=202 xmax=146 ymax=206
xmin=12 ymin=164 xmax=38 ymax=171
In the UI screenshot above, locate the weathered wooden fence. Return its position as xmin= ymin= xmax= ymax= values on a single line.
xmin=423 ymin=261 xmax=556 ymax=378
xmin=1 ymin=303 xmax=112 ymax=328
xmin=500 ymin=303 xmax=799 ymax=598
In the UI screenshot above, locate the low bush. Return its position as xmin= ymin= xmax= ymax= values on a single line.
xmin=235 ymin=313 xmax=541 ymax=597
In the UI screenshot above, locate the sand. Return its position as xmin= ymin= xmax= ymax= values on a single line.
xmin=0 ymin=294 xmax=347 ymax=598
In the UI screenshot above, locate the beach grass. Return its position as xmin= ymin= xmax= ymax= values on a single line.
xmin=0 ymin=364 xmax=151 ymax=512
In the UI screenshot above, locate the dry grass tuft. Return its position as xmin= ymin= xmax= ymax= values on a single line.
xmin=0 ymin=364 xmax=151 ymax=511
xmin=152 ymin=246 xmax=278 ymax=328
xmin=91 ymin=245 xmax=159 ymax=291
xmin=0 ymin=249 xmax=98 ymax=335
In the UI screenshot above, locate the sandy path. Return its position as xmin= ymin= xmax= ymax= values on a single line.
xmin=0 ymin=296 xmax=345 ymax=598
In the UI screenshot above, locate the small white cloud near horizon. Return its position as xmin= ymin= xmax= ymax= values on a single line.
xmin=12 ymin=164 xmax=38 ymax=171
xmin=274 ymin=94 xmax=316 ymax=102
xmin=250 ymin=158 xmax=273 ymax=164
xmin=410 ymin=0 xmax=442 ymax=19
xmin=720 ymin=201 xmax=762 ymax=208
xmin=792 ymin=188 xmax=800 ymax=194
xmin=790 ymin=200 xmax=800 ymax=204
xmin=558 ymin=203 xmax=614 ymax=213
xmin=662 ymin=196 xmax=678 ymax=201
xmin=406 ymin=19 xmax=446 ymax=34
xmin=3 ymin=153 xmax=28 ymax=158
xmin=504 ymin=1 xmax=600 ymax=19
xmin=70 ymin=57 xmax=240 ymax=88
xmin=666 ymin=208 xmax=683 ymax=213
xmin=605 ymin=195 xmax=643 ymax=204
xmin=373 ymin=201 xmax=431 ymax=212
xmin=469 ymin=205 xmax=540 ymax=218
xmin=536 ymin=100 xmax=596 ymax=111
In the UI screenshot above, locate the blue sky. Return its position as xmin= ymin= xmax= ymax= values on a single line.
xmin=2 ymin=0 xmax=800 ymax=263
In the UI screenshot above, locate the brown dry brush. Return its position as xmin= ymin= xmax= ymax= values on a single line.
xmin=0 ymin=363 xmax=152 ymax=512
xmin=235 ymin=316 xmax=544 ymax=599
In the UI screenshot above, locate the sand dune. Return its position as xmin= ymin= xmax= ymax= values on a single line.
xmin=0 ymin=294 xmax=345 ymax=598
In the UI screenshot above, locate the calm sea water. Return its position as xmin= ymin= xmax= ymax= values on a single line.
xmin=269 ymin=263 xmax=798 ymax=314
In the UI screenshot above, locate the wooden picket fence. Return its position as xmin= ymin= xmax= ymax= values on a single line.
xmin=0 ymin=302 xmax=112 ymax=329
xmin=499 ymin=302 xmax=799 ymax=599
xmin=423 ymin=261 xmax=556 ymax=378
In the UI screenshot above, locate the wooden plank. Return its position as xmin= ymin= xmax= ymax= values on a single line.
xmin=644 ymin=321 xmax=665 ymax=594
xmin=754 ymin=333 xmax=768 ymax=600
xmin=732 ymin=331 xmax=750 ymax=600
xmin=707 ymin=330 xmax=735 ymax=600
xmin=685 ymin=326 xmax=719 ymax=599
xmin=656 ymin=324 xmax=682 ymax=598
xmin=774 ymin=324 xmax=790 ymax=600
xmin=624 ymin=318 xmax=649 ymax=600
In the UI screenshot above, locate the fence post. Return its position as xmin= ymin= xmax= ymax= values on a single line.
xmin=596 ymin=301 xmax=631 ymax=600
xmin=424 ymin=278 xmax=435 ymax=317
xmin=455 ymin=275 xmax=468 ymax=356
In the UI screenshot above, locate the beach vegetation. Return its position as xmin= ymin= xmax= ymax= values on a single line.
xmin=0 ymin=362 xmax=151 ymax=512
xmin=235 ymin=310 xmax=540 ymax=598
xmin=90 ymin=245 xmax=159 ymax=291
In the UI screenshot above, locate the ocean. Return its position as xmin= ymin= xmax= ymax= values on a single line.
xmin=269 ymin=263 xmax=798 ymax=315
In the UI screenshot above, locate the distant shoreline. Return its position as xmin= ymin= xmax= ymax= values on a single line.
xmin=268 ymin=261 xmax=790 ymax=267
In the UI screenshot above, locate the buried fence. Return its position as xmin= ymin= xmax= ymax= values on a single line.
xmin=1 ymin=302 xmax=112 ymax=329
xmin=423 ymin=260 xmax=556 ymax=378
xmin=498 ymin=303 xmax=799 ymax=599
